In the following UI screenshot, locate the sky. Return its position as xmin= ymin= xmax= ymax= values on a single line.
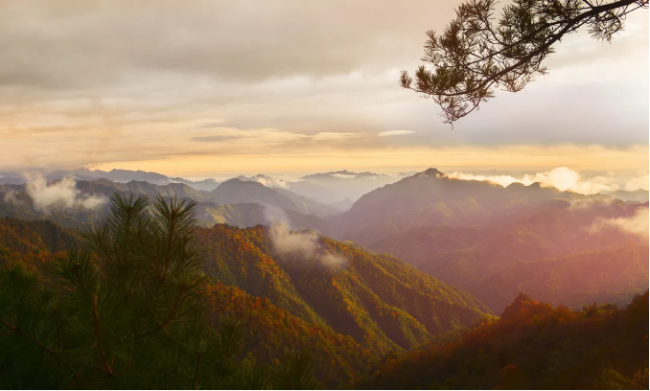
xmin=0 ymin=0 xmax=648 ymax=180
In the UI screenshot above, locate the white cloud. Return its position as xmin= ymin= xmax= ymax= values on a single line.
xmin=378 ymin=130 xmax=414 ymax=137
xmin=311 ymin=132 xmax=361 ymax=142
xmin=625 ymin=174 xmax=649 ymax=191
xmin=239 ymin=174 xmax=289 ymax=189
xmin=447 ymin=167 xmax=637 ymax=195
xmin=21 ymin=172 xmax=106 ymax=213
xmin=590 ymin=208 xmax=649 ymax=238
xmin=267 ymin=220 xmax=347 ymax=268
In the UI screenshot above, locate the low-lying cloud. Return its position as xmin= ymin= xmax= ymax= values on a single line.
xmin=21 ymin=172 xmax=106 ymax=212
xmin=264 ymin=206 xmax=346 ymax=268
xmin=448 ymin=167 xmax=648 ymax=195
xmin=239 ymin=174 xmax=289 ymax=189
xmin=590 ymin=207 xmax=649 ymax=239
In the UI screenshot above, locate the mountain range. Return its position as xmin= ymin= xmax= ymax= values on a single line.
xmin=0 ymin=176 xmax=337 ymax=230
xmin=1 ymin=167 xmax=648 ymax=316
xmin=327 ymin=169 xmax=648 ymax=312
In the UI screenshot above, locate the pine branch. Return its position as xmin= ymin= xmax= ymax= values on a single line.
xmin=403 ymin=0 xmax=647 ymax=122
xmin=92 ymin=294 xmax=113 ymax=376
xmin=193 ymin=352 xmax=203 ymax=389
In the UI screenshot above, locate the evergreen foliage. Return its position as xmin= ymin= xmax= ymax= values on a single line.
xmin=0 ymin=194 xmax=317 ymax=389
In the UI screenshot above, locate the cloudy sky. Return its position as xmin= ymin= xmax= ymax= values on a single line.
xmin=0 ymin=0 xmax=648 ymax=179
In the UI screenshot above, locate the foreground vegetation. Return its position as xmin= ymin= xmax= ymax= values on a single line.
xmin=0 ymin=195 xmax=319 ymax=389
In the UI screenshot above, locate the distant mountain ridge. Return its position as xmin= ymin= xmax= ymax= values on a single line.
xmin=0 ymin=168 xmax=222 ymax=191
xmin=212 ymin=178 xmax=338 ymax=217
xmin=0 ymin=177 xmax=337 ymax=231
xmin=327 ymin=168 xmax=584 ymax=246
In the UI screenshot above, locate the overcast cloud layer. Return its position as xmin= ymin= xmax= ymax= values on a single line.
xmin=0 ymin=0 xmax=647 ymax=177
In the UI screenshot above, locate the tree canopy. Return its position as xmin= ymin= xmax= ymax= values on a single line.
xmin=401 ymin=0 xmax=649 ymax=123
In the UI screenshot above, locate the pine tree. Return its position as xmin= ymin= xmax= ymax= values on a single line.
xmin=0 ymin=193 xmax=321 ymax=389
xmin=1 ymin=194 xmax=241 ymax=388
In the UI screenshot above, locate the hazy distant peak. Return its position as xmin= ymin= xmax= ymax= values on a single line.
xmin=237 ymin=174 xmax=272 ymax=180
xmin=417 ymin=168 xmax=446 ymax=178
xmin=506 ymin=182 xmax=526 ymax=189
xmin=301 ymin=170 xmax=385 ymax=181
xmin=222 ymin=177 xmax=256 ymax=185
xmin=217 ymin=178 xmax=272 ymax=192
xmin=170 ymin=177 xmax=219 ymax=183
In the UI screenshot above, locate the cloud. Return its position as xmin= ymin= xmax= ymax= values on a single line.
xmin=240 ymin=174 xmax=289 ymax=189
xmin=625 ymin=174 xmax=649 ymax=191
xmin=21 ymin=172 xmax=106 ymax=212
xmin=378 ymin=130 xmax=414 ymax=137
xmin=447 ymin=167 xmax=647 ymax=195
xmin=263 ymin=205 xmax=291 ymax=226
xmin=311 ymin=132 xmax=361 ymax=142
xmin=0 ymin=1 xmax=646 ymax=175
xmin=332 ymin=173 xmax=357 ymax=179
xmin=2 ymin=191 xmax=21 ymax=205
xmin=269 ymin=223 xmax=320 ymax=257
xmin=266 ymin=214 xmax=346 ymax=268
xmin=590 ymin=208 xmax=649 ymax=239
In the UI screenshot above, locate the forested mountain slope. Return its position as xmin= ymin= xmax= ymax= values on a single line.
xmin=0 ymin=217 xmax=83 ymax=264
xmin=199 ymin=224 xmax=488 ymax=354
xmin=357 ymin=292 xmax=649 ymax=390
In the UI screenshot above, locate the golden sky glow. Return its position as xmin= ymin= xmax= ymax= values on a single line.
xmin=0 ymin=0 xmax=647 ymax=178
xmin=86 ymin=145 xmax=649 ymax=179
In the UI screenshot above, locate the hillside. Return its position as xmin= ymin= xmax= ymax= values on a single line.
xmin=0 ymin=216 xmax=83 ymax=261
xmin=206 ymin=283 xmax=375 ymax=386
xmin=371 ymin=199 xmax=646 ymax=287
xmin=193 ymin=202 xmax=330 ymax=233
xmin=463 ymin=245 xmax=649 ymax=312
xmin=0 ymin=190 xmax=106 ymax=229
xmin=198 ymin=224 xmax=488 ymax=354
xmin=357 ymin=292 xmax=649 ymax=389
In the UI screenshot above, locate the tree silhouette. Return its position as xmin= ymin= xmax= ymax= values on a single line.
xmin=401 ymin=0 xmax=648 ymax=123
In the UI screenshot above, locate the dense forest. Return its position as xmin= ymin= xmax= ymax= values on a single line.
xmin=357 ymin=292 xmax=649 ymax=390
